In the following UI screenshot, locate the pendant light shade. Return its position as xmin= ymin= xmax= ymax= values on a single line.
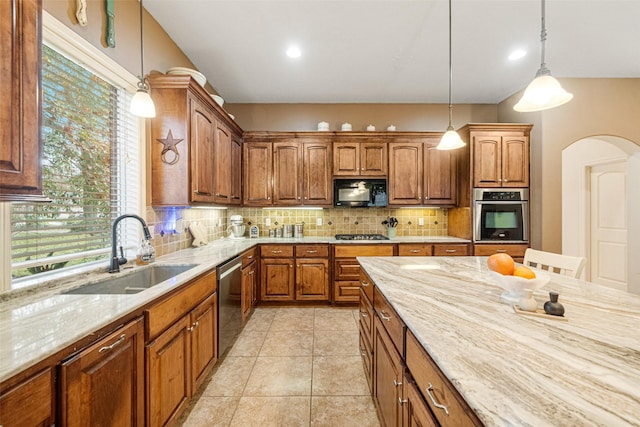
xmin=130 ymin=0 xmax=156 ymax=118
xmin=514 ymin=0 xmax=572 ymax=112
xmin=437 ymin=0 xmax=465 ymax=150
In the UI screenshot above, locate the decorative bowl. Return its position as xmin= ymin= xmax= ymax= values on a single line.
xmin=166 ymin=67 xmax=206 ymax=87
xmin=210 ymin=94 xmax=224 ymax=107
xmin=488 ymin=270 xmax=550 ymax=303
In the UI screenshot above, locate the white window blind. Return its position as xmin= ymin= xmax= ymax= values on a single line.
xmin=11 ymin=44 xmax=140 ymax=279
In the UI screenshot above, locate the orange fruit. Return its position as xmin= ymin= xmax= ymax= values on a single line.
xmin=514 ymin=266 xmax=536 ymax=279
xmin=487 ymin=253 xmax=515 ymax=275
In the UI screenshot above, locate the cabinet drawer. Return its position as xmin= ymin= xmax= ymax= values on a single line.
xmin=373 ymin=287 xmax=405 ymax=356
xmin=334 ymin=244 xmax=395 ymax=258
xmin=406 ymin=331 xmax=480 ymax=427
xmin=433 ymin=244 xmax=469 ymax=256
xmin=295 ymin=244 xmax=329 ymax=258
xmin=334 ymin=281 xmax=360 ymax=303
xmin=359 ymin=270 xmax=374 ymax=302
xmin=242 ymin=247 xmax=258 ymax=268
xmin=398 ymin=244 xmax=433 ymax=256
xmin=261 ymin=244 xmax=294 ymax=258
xmin=359 ymin=288 xmax=374 ymax=344
xmin=473 ymin=243 xmax=528 ymax=257
xmin=145 ymin=270 xmax=217 ymax=341
xmin=334 ymin=258 xmax=360 ymax=281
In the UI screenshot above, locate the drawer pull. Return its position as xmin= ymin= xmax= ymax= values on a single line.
xmin=426 ymin=383 xmax=450 ymax=415
xmin=393 ymin=379 xmax=402 ymax=387
xmin=188 ymin=321 xmax=199 ymax=332
xmin=361 ymin=281 xmax=369 ymax=287
xmin=444 ymin=249 xmax=457 ymax=253
xmin=306 ymin=250 xmax=318 ymax=254
xmin=409 ymin=249 xmax=421 ymax=253
xmin=496 ymin=249 xmax=507 ymax=253
xmin=379 ymin=310 xmax=391 ymax=321
xmin=99 ymin=334 xmax=126 ymax=353
xmin=248 ymin=270 xmax=255 ymax=275
xmin=247 ymin=255 xmax=254 ymax=259
xmin=271 ymin=250 xmax=283 ymax=254
xmin=360 ymin=311 xmax=368 ymax=318
xmin=398 ymin=397 xmax=408 ymax=405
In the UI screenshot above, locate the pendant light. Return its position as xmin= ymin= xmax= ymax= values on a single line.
xmin=130 ymin=0 xmax=156 ymax=118
xmin=513 ymin=0 xmax=572 ymax=112
xmin=437 ymin=0 xmax=465 ymax=150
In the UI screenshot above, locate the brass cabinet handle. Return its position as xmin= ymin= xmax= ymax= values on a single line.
xmin=361 ymin=281 xmax=369 ymax=287
xmin=426 ymin=383 xmax=450 ymax=415
xmin=379 ymin=310 xmax=391 ymax=321
xmin=271 ymin=250 xmax=283 ymax=254
xmin=409 ymin=249 xmax=421 ymax=253
xmin=393 ymin=379 xmax=402 ymax=387
xmin=188 ymin=321 xmax=199 ymax=332
xmin=306 ymin=250 xmax=318 ymax=254
xmin=445 ymin=249 xmax=457 ymax=253
xmin=398 ymin=397 xmax=408 ymax=405
xmin=496 ymin=249 xmax=507 ymax=253
xmin=360 ymin=311 xmax=368 ymax=318
xmin=99 ymin=334 xmax=126 ymax=353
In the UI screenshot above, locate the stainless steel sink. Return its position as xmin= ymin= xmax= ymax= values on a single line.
xmin=63 ymin=264 xmax=198 ymax=295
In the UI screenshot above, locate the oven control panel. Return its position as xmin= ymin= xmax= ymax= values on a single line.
xmin=474 ymin=188 xmax=529 ymax=202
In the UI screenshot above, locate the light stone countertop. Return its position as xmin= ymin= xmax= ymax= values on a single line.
xmin=357 ymin=256 xmax=640 ymax=427
xmin=0 ymin=235 xmax=469 ymax=384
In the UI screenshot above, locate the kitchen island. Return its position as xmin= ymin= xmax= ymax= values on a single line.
xmin=357 ymin=256 xmax=640 ymax=427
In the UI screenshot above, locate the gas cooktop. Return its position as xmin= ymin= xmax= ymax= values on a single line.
xmin=334 ymin=234 xmax=390 ymax=241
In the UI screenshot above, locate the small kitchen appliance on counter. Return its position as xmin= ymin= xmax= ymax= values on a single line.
xmin=227 ymin=215 xmax=246 ymax=239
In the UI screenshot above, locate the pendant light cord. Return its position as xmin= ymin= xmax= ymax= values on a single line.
xmin=447 ymin=0 xmax=454 ymax=130
xmin=138 ymin=0 xmax=147 ymax=89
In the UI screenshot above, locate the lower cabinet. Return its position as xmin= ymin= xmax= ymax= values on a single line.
xmin=374 ymin=316 xmax=404 ymax=427
xmin=261 ymin=257 xmax=295 ymax=301
xmin=242 ymin=259 xmax=257 ymax=319
xmin=401 ymin=374 xmax=438 ymax=427
xmin=473 ymin=243 xmax=528 ymax=262
xmin=295 ymin=258 xmax=329 ymax=301
xmin=0 ymin=367 xmax=55 ymax=427
xmin=59 ymin=318 xmax=145 ymax=427
xmin=334 ymin=244 xmax=395 ymax=303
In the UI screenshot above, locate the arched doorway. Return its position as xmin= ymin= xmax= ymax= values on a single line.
xmin=562 ymin=136 xmax=640 ymax=294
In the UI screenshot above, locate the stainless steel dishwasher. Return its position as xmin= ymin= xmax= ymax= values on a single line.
xmin=217 ymin=256 xmax=243 ymax=357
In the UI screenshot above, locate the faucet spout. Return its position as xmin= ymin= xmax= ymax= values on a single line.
xmin=110 ymin=214 xmax=152 ymax=273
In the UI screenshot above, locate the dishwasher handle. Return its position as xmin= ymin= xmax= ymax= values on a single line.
xmin=218 ymin=260 xmax=242 ymax=280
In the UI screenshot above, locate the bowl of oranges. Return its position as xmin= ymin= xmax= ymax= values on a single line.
xmin=486 ymin=253 xmax=550 ymax=303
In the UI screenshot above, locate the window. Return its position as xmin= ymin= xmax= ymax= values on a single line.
xmin=6 ymin=13 xmax=142 ymax=286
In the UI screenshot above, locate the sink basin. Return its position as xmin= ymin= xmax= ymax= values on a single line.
xmin=63 ymin=264 xmax=198 ymax=295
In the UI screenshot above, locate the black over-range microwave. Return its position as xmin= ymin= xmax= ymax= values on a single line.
xmin=334 ymin=179 xmax=388 ymax=207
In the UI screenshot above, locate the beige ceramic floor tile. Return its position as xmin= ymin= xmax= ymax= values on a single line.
xmin=242 ymin=308 xmax=277 ymax=332
xmin=201 ymin=357 xmax=256 ymax=397
xmin=244 ymin=356 xmax=312 ymax=396
xmin=310 ymin=396 xmax=380 ymax=427
xmin=312 ymin=356 xmax=370 ymax=396
xmin=230 ymin=396 xmax=311 ymax=427
xmin=260 ymin=329 xmax=314 ymax=356
xmin=314 ymin=308 xmax=358 ymax=332
xmin=313 ymin=330 xmax=359 ymax=356
xmin=182 ymin=396 xmax=240 ymax=427
xmin=227 ymin=329 xmax=268 ymax=357
xmin=269 ymin=308 xmax=315 ymax=331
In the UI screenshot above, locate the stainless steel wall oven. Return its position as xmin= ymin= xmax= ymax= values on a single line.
xmin=474 ymin=189 xmax=529 ymax=243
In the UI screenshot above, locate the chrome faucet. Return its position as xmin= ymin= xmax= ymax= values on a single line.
xmin=109 ymin=214 xmax=152 ymax=273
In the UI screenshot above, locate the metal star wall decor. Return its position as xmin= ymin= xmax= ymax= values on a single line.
xmin=156 ymin=130 xmax=183 ymax=165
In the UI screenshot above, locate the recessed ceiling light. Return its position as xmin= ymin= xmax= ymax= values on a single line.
xmin=509 ymin=49 xmax=527 ymax=61
xmin=286 ymin=46 xmax=302 ymax=59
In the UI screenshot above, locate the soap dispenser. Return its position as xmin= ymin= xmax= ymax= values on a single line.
xmin=136 ymin=239 xmax=156 ymax=265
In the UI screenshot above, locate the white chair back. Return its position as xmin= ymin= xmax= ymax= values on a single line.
xmin=523 ymin=248 xmax=586 ymax=279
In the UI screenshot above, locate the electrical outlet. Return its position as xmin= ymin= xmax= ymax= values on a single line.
xmin=316 ymin=218 xmax=323 ymax=226
xmin=418 ymin=217 xmax=424 ymax=226
xmin=265 ymin=218 xmax=271 ymax=226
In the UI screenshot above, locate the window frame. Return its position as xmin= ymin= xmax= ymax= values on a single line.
xmin=0 ymin=12 xmax=147 ymax=292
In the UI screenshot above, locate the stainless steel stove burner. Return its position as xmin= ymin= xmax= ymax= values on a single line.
xmin=334 ymin=234 xmax=390 ymax=241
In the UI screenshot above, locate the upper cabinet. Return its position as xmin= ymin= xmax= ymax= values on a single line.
xmin=333 ymin=141 xmax=387 ymax=176
xmin=149 ymin=75 xmax=242 ymax=206
xmin=460 ymin=124 xmax=532 ymax=188
xmin=388 ymin=135 xmax=457 ymax=206
xmin=0 ymin=0 xmax=46 ymax=201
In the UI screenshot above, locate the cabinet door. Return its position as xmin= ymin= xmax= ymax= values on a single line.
xmin=0 ymin=0 xmax=43 ymax=201
xmin=361 ymin=142 xmax=388 ymax=176
xmin=146 ymin=316 xmax=191 ymax=427
xmin=213 ymin=123 xmax=231 ymax=203
xmin=424 ymin=143 xmax=457 ymax=205
xmin=260 ymin=258 xmax=295 ymax=301
xmin=0 ymin=368 xmax=54 ymax=427
xmin=501 ymin=136 xmax=529 ymax=187
xmin=242 ymin=261 xmax=257 ymax=319
xmin=303 ymin=142 xmax=332 ymax=206
xmin=389 ymin=142 xmax=423 ymax=205
xmin=190 ymin=293 xmax=217 ymax=392
xmin=243 ymin=142 xmax=272 ymax=205
xmin=190 ymin=99 xmax=216 ymax=202
xmin=230 ymin=135 xmax=243 ymax=204
xmin=374 ymin=316 xmax=404 ymax=427
xmin=333 ymin=142 xmax=360 ymax=175
xmin=473 ymin=135 xmax=501 ymax=187
xmin=273 ymin=142 xmax=302 ymax=205
xmin=60 ymin=318 xmax=145 ymax=427
xmin=296 ymin=258 xmax=329 ymax=301
xmin=402 ymin=376 xmax=438 ymax=427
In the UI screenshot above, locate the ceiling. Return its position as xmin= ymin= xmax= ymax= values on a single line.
xmin=144 ymin=0 xmax=640 ymax=105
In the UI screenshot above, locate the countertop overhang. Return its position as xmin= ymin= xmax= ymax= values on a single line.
xmin=357 ymin=256 xmax=640 ymax=427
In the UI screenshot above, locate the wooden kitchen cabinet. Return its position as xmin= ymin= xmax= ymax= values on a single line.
xmin=474 ymin=243 xmax=528 ymax=262
xmin=402 ymin=374 xmax=438 ymax=427
xmin=261 ymin=245 xmax=295 ymax=301
xmin=273 ymin=141 xmax=302 ymax=205
xmin=243 ymin=142 xmax=273 ymax=205
xmin=241 ymin=250 xmax=258 ymax=320
xmin=59 ymin=318 xmax=145 ymax=427
xmin=459 ymin=124 xmax=532 ymax=188
xmin=302 ymin=141 xmax=332 ymax=206
xmin=0 ymin=0 xmax=45 ymax=201
xmin=433 ymin=243 xmax=470 ymax=256
xmin=296 ymin=258 xmax=329 ymax=301
xmin=333 ymin=141 xmax=387 ymax=176
xmin=334 ymin=244 xmax=395 ymax=303
xmin=0 ymin=367 xmax=54 ymax=427
xmin=398 ymin=244 xmax=433 ymax=256
xmin=389 ymin=136 xmax=457 ymax=206
xmin=374 ymin=315 xmax=405 ymax=427
xmin=230 ymin=134 xmax=243 ymax=204
xmin=149 ymin=75 xmax=242 ymax=206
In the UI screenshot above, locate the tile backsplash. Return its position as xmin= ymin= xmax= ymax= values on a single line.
xmin=146 ymin=206 xmax=448 ymax=257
